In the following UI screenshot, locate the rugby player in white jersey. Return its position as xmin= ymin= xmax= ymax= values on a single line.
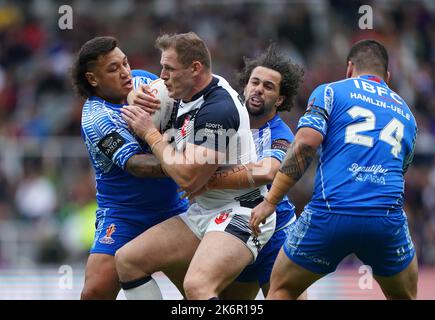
xmin=116 ymin=32 xmax=276 ymax=299
xmin=182 ymin=44 xmax=306 ymax=300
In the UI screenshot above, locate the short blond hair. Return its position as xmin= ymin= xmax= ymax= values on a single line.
xmin=155 ymin=32 xmax=211 ymax=70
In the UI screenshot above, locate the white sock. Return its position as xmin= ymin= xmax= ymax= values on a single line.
xmin=121 ymin=276 xmax=163 ymax=300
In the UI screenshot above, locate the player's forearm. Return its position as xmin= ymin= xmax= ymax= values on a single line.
xmin=206 ymin=161 xmax=275 ymax=190
xmin=206 ymin=165 xmax=253 ymax=190
xmin=125 ymin=154 xmax=166 ymax=178
xmin=143 ymin=131 xmax=187 ymax=185
xmin=162 ymin=159 xmax=219 ymax=194
xmin=161 ymin=161 xmax=202 ymax=191
xmin=266 ymin=141 xmax=316 ymax=205
xmin=143 ymin=129 xmax=212 ymax=191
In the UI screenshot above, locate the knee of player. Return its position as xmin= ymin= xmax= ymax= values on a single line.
xmin=81 ymin=285 xmax=116 ymax=300
xmin=80 ymin=287 xmax=100 ymax=300
xmin=114 ymin=247 xmax=136 ymax=274
xmin=183 ymin=277 xmax=202 ymax=300
xmin=115 ymin=246 xmax=156 ymax=279
xmin=183 ymin=275 xmax=214 ymax=300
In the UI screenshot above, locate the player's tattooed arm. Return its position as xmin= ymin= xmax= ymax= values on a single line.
xmin=125 ymin=154 xmax=166 ymax=178
xmin=279 ymin=141 xmax=316 ymax=182
xmin=260 ymin=128 xmax=322 ymax=207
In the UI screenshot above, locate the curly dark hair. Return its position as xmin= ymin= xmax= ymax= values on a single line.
xmin=71 ymin=36 xmax=118 ymax=98
xmin=237 ymin=44 xmax=304 ymax=112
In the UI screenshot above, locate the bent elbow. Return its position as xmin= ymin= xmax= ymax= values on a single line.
xmin=177 ymin=173 xmax=204 ymax=194
xmin=178 ymin=179 xmax=199 ymax=194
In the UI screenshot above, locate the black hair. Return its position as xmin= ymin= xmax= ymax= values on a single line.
xmin=237 ymin=43 xmax=304 ymax=112
xmin=71 ymin=36 xmax=118 ymax=98
xmin=347 ymin=39 xmax=389 ymax=77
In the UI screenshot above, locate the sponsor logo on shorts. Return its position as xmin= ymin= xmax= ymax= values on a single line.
xmin=214 ymin=209 xmax=232 ymax=224
xmin=99 ymin=223 xmax=116 ymax=245
xmin=252 ymin=236 xmax=261 ymax=251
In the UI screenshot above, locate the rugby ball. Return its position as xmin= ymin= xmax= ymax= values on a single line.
xmin=149 ymin=78 xmax=175 ymax=132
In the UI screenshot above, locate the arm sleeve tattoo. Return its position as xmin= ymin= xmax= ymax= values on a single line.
xmin=279 ymin=141 xmax=316 ymax=182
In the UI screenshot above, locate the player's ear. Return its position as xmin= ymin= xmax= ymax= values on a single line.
xmin=346 ymin=61 xmax=354 ymax=79
xmin=85 ymin=72 xmax=98 ymax=87
xmin=191 ymin=61 xmax=202 ymax=76
xmin=386 ymin=71 xmax=391 ymax=84
xmin=276 ymin=95 xmax=285 ymax=108
xmin=243 ymin=85 xmax=248 ymax=99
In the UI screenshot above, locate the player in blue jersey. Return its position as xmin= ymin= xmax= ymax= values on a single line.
xmin=182 ymin=45 xmax=305 ymax=299
xmin=117 ymin=32 xmax=276 ymax=300
xmin=251 ymin=39 xmax=418 ymax=300
xmin=71 ymin=36 xmax=188 ymax=299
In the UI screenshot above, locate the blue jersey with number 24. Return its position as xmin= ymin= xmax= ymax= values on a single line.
xmin=297 ymin=75 xmax=417 ymax=216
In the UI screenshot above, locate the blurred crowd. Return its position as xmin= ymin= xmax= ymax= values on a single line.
xmin=0 ymin=0 xmax=434 ymax=266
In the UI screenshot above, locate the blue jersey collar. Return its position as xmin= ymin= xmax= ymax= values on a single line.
xmin=258 ymin=114 xmax=280 ymax=131
xmin=89 ymin=96 xmax=125 ymax=109
xmin=358 ymin=74 xmax=387 ymax=86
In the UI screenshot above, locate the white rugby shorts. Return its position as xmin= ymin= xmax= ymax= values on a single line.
xmin=179 ymin=201 xmax=276 ymax=261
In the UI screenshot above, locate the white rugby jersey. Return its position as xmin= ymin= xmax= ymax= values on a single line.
xmin=169 ymin=75 xmax=266 ymax=209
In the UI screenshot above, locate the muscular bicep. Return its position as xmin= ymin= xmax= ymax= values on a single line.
xmin=296 ymin=127 xmax=323 ymax=149
xmin=185 ymin=142 xmax=221 ymax=187
xmin=161 ymin=142 xmax=221 ymax=193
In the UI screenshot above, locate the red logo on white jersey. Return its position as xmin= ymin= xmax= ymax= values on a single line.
xmin=181 ymin=116 xmax=190 ymax=137
xmin=215 ymin=211 xmax=230 ymax=224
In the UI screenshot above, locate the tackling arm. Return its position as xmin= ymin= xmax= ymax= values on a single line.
xmin=144 ymin=129 xmax=220 ymax=193
xmin=125 ymin=153 xmax=166 ymax=178
xmin=249 ymin=127 xmax=323 ymax=236
xmin=204 ymin=157 xmax=281 ymax=190
xmin=265 ymin=127 xmax=323 ymax=205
